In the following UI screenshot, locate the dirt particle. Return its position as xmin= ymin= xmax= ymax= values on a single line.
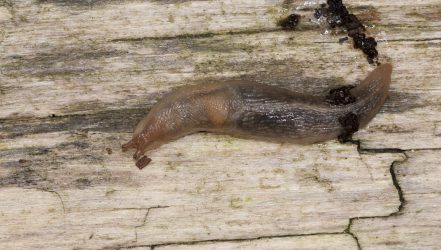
xmin=18 ymin=159 xmax=29 ymax=164
xmin=326 ymin=85 xmax=356 ymax=105
xmin=105 ymin=148 xmax=112 ymax=155
xmin=278 ymin=14 xmax=300 ymax=30
xmin=272 ymin=168 xmax=285 ymax=174
xmin=136 ymin=156 xmax=151 ymax=170
xmin=75 ymin=177 xmax=91 ymax=188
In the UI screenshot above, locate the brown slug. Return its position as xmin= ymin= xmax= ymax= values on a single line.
xmin=123 ymin=64 xmax=392 ymax=169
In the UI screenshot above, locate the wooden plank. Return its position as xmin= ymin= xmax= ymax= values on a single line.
xmin=351 ymin=150 xmax=441 ymax=249
xmin=1 ymin=0 xmax=440 ymax=249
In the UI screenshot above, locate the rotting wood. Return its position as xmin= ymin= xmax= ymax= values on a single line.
xmin=1 ymin=0 xmax=441 ymax=249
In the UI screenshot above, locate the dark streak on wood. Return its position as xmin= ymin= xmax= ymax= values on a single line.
xmin=0 ymin=141 xmax=142 ymax=190
xmin=37 ymin=0 xmax=204 ymax=8
xmin=3 ymin=47 xmax=128 ymax=77
xmin=0 ymin=108 xmax=147 ymax=138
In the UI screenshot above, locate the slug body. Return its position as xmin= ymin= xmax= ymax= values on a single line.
xmin=123 ymin=64 xmax=392 ymax=168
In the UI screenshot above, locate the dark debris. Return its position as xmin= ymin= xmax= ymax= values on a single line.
xmin=278 ymin=14 xmax=301 ymax=30
xmin=338 ymin=112 xmax=359 ymax=143
xmin=315 ymin=0 xmax=379 ymax=64
xmin=136 ymin=156 xmax=152 ymax=170
xmin=326 ymin=85 xmax=356 ymax=105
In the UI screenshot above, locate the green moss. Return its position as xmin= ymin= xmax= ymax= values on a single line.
xmin=230 ymin=196 xmax=252 ymax=209
xmin=166 ymin=161 xmax=178 ymax=171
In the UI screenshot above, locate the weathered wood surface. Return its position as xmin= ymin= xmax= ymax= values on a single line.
xmin=352 ymin=150 xmax=441 ymax=250
xmin=0 ymin=0 xmax=440 ymax=249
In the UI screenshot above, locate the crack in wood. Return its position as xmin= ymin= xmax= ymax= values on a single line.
xmin=314 ymin=37 xmax=441 ymax=44
xmin=356 ymin=142 xmax=409 ymax=216
xmin=123 ymin=232 xmax=352 ymax=249
xmin=134 ymin=206 xmax=170 ymax=243
xmin=34 ymin=187 xmax=66 ymax=214
xmin=344 ymin=147 xmax=410 ymax=250
xmin=389 ymin=155 xmax=408 ymax=215
xmin=345 ymin=220 xmax=362 ymax=250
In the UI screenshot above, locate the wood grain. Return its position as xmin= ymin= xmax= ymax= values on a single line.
xmin=1 ymin=0 xmax=440 ymax=249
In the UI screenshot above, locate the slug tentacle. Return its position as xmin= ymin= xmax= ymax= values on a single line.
xmin=123 ymin=64 xmax=392 ymax=169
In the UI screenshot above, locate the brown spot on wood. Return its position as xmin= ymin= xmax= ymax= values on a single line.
xmin=298 ymin=167 xmax=335 ymax=192
xmin=18 ymin=159 xmax=28 ymax=164
xmin=75 ymin=178 xmax=92 ymax=189
xmin=355 ymin=5 xmax=381 ymax=23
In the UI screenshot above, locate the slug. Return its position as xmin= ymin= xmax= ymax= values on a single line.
xmin=123 ymin=64 xmax=392 ymax=169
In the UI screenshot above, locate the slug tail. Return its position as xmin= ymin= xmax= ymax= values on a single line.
xmin=350 ymin=63 xmax=393 ymax=128
xmin=351 ymin=63 xmax=392 ymax=98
